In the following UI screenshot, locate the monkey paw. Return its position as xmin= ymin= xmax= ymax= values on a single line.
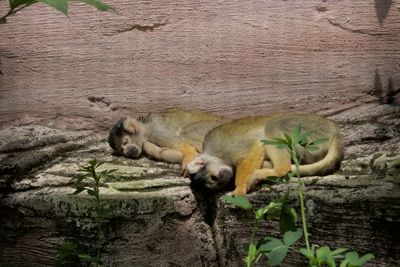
xmin=181 ymin=156 xmax=194 ymax=177
xmin=231 ymin=187 xmax=247 ymax=196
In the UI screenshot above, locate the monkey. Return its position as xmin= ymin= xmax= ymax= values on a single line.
xmin=187 ymin=113 xmax=343 ymax=195
xmin=108 ymin=108 xmax=230 ymax=175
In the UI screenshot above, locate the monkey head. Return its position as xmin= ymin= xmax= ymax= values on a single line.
xmin=187 ymin=154 xmax=235 ymax=192
xmin=108 ymin=117 xmax=146 ymax=158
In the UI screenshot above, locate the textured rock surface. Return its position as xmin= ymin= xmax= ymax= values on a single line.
xmin=0 ymin=0 xmax=400 ymax=128
xmin=0 ymin=103 xmax=399 ymax=266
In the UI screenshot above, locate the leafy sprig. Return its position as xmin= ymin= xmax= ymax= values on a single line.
xmin=1 ymin=0 xmax=115 ymax=24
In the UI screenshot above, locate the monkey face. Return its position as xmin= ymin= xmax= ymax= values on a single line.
xmin=187 ymin=155 xmax=235 ymax=191
xmin=108 ymin=117 xmax=146 ymax=158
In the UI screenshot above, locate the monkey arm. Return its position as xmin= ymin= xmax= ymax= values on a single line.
xmin=142 ymin=141 xmax=183 ymax=164
xmin=232 ymin=143 xmax=265 ymax=196
xmin=176 ymin=143 xmax=199 ymax=177
xmin=249 ymin=145 xmax=292 ymax=191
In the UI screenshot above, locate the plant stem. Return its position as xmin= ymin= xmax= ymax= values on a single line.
xmin=292 ymin=149 xmax=310 ymax=251
xmin=95 ymin=178 xmax=101 ymax=266
xmin=0 ymin=5 xmax=28 ymax=24
xmin=247 ymin=218 xmax=260 ymax=267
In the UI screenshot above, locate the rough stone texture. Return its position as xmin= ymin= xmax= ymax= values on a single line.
xmin=1 ymin=1 xmax=399 ymax=266
xmin=0 ymin=103 xmax=399 ymax=266
xmin=1 ymin=0 xmax=400 ymax=129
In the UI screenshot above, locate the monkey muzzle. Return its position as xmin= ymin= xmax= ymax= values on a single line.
xmin=188 ymin=155 xmax=235 ymax=192
xmin=124 ymin=144 xmax=141 ymax=158
xmin=189 ymin=166 xmax=234 ymax=192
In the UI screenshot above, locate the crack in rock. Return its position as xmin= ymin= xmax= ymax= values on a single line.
xmin=105 ymin=22 xmax=168 ymax=36
xmin=326 ymin=18 xmax=391 ymax=36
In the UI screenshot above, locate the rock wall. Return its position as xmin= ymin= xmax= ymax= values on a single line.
xmin=0 ymin=1 xmax=399 ymax=129
xmin=1 ymin=1 xmax=400 ymax=266
xmin=0 ymin=103 xmax=399 ymax=266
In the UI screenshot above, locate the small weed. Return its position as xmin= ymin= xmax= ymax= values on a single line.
xmin=55 ymin=159 xmax=117 ymax=267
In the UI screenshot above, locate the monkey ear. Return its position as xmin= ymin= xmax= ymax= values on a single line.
xmin=123 ymin=117 xmax=141 ymax=135
xmin=187 ymin=156 xmax=206 ymax=174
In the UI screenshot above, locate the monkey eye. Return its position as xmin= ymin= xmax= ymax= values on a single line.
xmin=123 ymin=129 xmax=135 ymax=136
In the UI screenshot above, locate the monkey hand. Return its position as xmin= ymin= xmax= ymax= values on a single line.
xmin=181 ymin=155 xmax=195 ymax=177
xmin=178 ymin=143 xmax=199 ymax=177
xmin=231 ymin=186 xmax=247 ymax=196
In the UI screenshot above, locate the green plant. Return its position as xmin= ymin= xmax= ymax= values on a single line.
xmin=224 ymin=126 xmax=374 ymax=267
xmin=56 ymin=159 xmax=117 ymax=266
xmin=55 ymin=241 xmax=91 ymax=266
xmin=72 ymin=159 xmax=117 ymax=266
xmin=223 ymin=191 xmax=301 ymax=267
xmin=1 ymin=0 xmax=115 ymax=24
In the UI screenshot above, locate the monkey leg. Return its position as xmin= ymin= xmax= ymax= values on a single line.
xmin=177 ymin=143 xmax=199 ymax=177
xmin=143 ymin=142 xmax=183 ymax=163
xmin=249 ymin=145 xmax=291 ymax=190
xmin=233 ymin=143 xmax=265 ymax=196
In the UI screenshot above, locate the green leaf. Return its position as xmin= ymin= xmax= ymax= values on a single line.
xmin=358 ymin=253 xmax=374 ymax=265
xmin=316 ymin=246 xmax=336 ymax=267
xmin=274 ymin=137 xmax=289 ymax=144
xmin=74 ymin=174 xmax=86 ymax=183
xmin=262 ymin=139 xmax=282 ymax=146
xmin=343 ymin=251 xmax=374 ymax=266
xmin=283 ymin=228 xmax=302 ymax=246
xmin=279 ymin=207 xmax=297 ymax=234
xmin=344 ymin=252 xmax=359 ymax=264
xmin=38 ymin=0 xmax=69 ymax=15
xmin=258 ymin=238 xmax=283 ymax=252
xmin=265 ymin=201 xmax=283 ymax=220
xmin=248 ymin=243 xmax=257 ymax=258
xmin=78 ymin=166 xmax=91 ymax=173
xmin=266 ymin=245 xmax=289 ymax=266
xmin=10 ymin=0 xmax=37 ymax=9
xmin=106 ymin=168 xmax=118 ymax=174
xmin=316 ymin=246 xmax=332 ymax=259
xmin=299 ymin=139 xmax=308 ymax=147
xmin=291 ymin=125 xmax=302 ymax=144
xmin=72 ymin=187 xmax=85 ymax=195
xmin=88 ymin=159 xmax=98 ymax=168
xmin=277 ymin=143 xmax=289 ymax=150
xmin=255 ymin=202 xmax=282 ymax=221
xmin=99 ymin=169 xmax=118 ymax=177
xmin=95 ymin=160 xmax=106 ymax=168
xmin=222 ymin=195 xmax=252 ymax=210
xmin=299 ymin=248 xmax=314 ymax=259
xmin=306 ymin=145 xmax=319 ymax=151
xmin=284 ymin=133 xmax=293 ymax=146
xmin=339 ymin=259 xmax=349 ymax=267
xmin=59 ymin=241 xmax=77 ymax=251
xmin=332 ymin=248 xmax=348 ymax=256
xmin=266 ymin=176 xmax=280 ymax=183
xmin=299 ymin=129 xmax=312 ymax=146
xmin=310 ymin=137 xmax=329 ymax=146
xmin=73 ymin=0 xmax=116 ymax=12
xmin=78 ymin=253 xmax=92 ymax=262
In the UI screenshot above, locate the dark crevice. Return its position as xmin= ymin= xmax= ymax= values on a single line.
xmin=105 ymin=22 xmax=168 ymax=36
xmin=326 ymin=18 xmax=390 ymax=36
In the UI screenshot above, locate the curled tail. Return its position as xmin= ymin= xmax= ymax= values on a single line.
xmin=292 ymin=133 xmax=344 ymax=176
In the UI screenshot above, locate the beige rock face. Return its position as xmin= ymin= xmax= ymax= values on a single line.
xmin=0 ymin=1 xmax=399 ymax=129
xmin=1 ymin=1 xmax=399 ymax=265
xmin=0 ymin=103 xmax=399 ymax=266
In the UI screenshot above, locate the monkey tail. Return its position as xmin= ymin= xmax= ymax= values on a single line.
xmin=291 ymin=133 xmax=344 ymax=176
